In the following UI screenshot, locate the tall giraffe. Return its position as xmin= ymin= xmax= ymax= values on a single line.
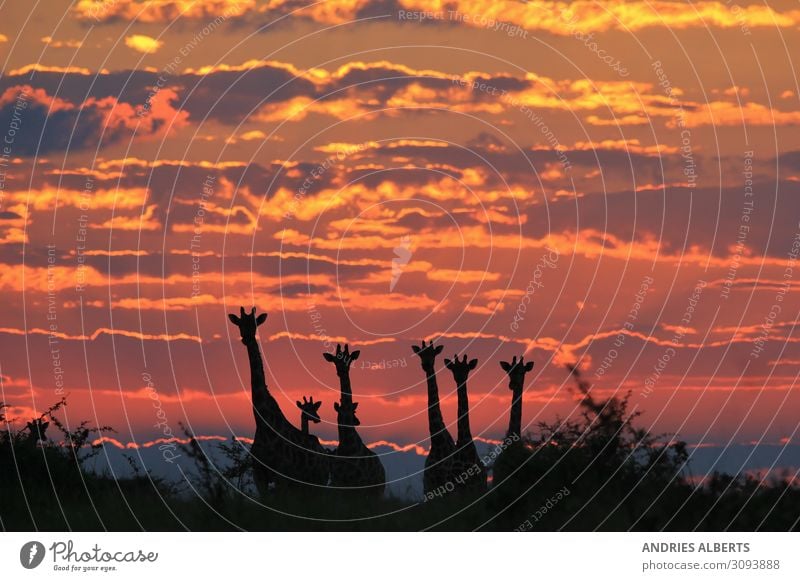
xmin=493 ymin=355 xmax=534 ymax=488
xmin=228 ymin=307 xmax=329 ymax=496
xmin=324 ymin=343 xmax=385 ymax=497
xmin=411 ymin=339 xmax=457 ymax=495
xmin=502 ymin=356 xmax=534 ymax=440
xmin=444 ymin=353 xmax=487 ymax=494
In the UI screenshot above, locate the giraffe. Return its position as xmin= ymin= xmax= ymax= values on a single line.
xmin=324 ymin=343 xmax=385 ymax=497
xmin=411 ymin=339 xmax=458 ymax=496
xmin=296 ymin=396 xmax=323 ymax=436
xmin=25 ymin=418 xmax=49 ymax=447
xmin=444 ymin=353 xmax=488 ymax=494
xmin=492 ymin=355 xmax=535 ymax=488
xmin=228 ymin=307 xmax=329 ymax=496
xmin=502 ymin=356 xmax=534 ymax=440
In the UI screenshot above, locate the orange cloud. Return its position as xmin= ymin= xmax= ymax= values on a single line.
xmin=93 ymin=204 xmax=160 ymax=230
xmin=570 ymin=138 xmax=679 ymax=155
xmin=0 ymin=85 xmax=75 ymax=112
xmin=427 ymin=269 xmax=501 ymax=283
xmin=0 ymin=326 xmax=201 ymax=343
xmin=72 ymin=0 xmax=253 ymax=22
xmin=677 ymin=101 xmax=800 ymax=127
xmin=72 ymin=0 xmax=800 ymax=33
xmin=10 ymin=186 xmax=149 ymax=211
xmin=184 ymin=59 xmax=328 ymax=84
xmin=8 ymin=64 xmax=93 ymax=76
xmin=124 ymin=34 xmax=163 ymax=54
xmin=225 ymin=130 xmax=268 ymax=144
xmin=398 ymin=0 xmax=800 ymax=34
xmin=41 ymin=36 xmax=83 ymax=48
xmin=134 ymin=55 xmax=796 ymax=133
xmin=265 ymin=332 xmax=396 ymax=346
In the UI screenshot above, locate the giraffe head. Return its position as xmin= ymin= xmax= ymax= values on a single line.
xmin=323 ymin=343 xmax=360 ymax=376
xmin=296 ymin=396 xmax=323 ymax=424
xmin=333 ymin=400 xmax=360 ymax=426
xmin=26 ymin=418 xmax=49 ymax=443
xmin=444 ymin=354 xmax=478 ymax=384
xmin=228 ymin=306 xmax=267 ymax=344
xmin=500 ymin=355 xmax=534 ymax=389
xmin=411 ymin=339 xmax=444 ymax=370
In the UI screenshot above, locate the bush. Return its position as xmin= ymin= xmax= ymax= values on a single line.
xmin=2 ymin=384 xmax=798 ymax=531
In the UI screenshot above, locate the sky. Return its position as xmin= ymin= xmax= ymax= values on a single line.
xmin=1 ymin=1 xmax=800 ymax=482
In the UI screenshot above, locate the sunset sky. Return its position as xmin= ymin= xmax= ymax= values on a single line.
xmin=1 ymin=1 xmax=800 ymax=483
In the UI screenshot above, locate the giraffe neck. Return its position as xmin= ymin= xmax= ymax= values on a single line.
xmin=300 ymin=414 xmax=309 ymax=435
xmin=507 ymin=381 xmax=523 ymax=439
xmin=336 ymin=369 xmax=363 ymax=451
xmin=456 ymin=380 xmax=473 ymax=444
xmin=337 ymin=370 xmax=353 ymax=404
xmin=423 ymin=365 xmax=451 ymax=445
xmin=337 ymin=420 xmax=365 ymax=452
xmin=243 ymin=339 xmax=269 ymax=413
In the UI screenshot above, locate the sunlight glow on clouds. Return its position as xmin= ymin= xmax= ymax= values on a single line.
xmin=124 ymin=34 xmax=164 ymax=54
xmin=1 ymin=0 xmax=798 ymax=452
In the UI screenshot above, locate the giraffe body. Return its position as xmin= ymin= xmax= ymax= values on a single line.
xmin=412 ymin=340 xmax=462 ymax=495
xmin=445 ymin=354 xmax=488 ymax=494
xmin=493 ymin=356 xmax=534 ymax=488
xmin=325 ymin=344 xmax=386 ymax=497
xmin=229 ymin=308 xmax=330 ymax=496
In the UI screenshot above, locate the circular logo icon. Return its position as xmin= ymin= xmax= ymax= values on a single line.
xmin=19 ymin=541 xmax=46 ymax=569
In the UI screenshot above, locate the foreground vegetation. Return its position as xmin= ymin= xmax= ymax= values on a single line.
xmin=2 ymin=372 xmax=798 ymax=531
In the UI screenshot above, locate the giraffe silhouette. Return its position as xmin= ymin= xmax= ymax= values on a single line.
xmin=324 ymin=343 xmax=385 ymax=496
xmin=412 ymin=339 xmax=458 ymax=495
xmin=296 ymin=396 xmax=323 ymax=436
xmin=25 ymin=418 xmax=49 ymax=447
xmin=493 ymin=355 xmax=534 ymax=488
xmin=444 ymin=353 xmax=488 ymax=494
xmin=228 ymin=307 xmax=329 ymax=496
xmin=502 ymin=356 xmax=534 ymax=440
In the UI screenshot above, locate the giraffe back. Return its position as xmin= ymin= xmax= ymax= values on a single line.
xmin=451 ymin=439 xmax=487 ymax=494
xmin=330 ymin=444 xmax=385 ymax=497
xmin=423 ymin=438 xmax=457 ymax=495
xmin=251 ymin=393 xmax=331 ymax=495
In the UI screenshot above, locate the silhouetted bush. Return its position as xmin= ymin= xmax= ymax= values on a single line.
xmin=485 ymin=366 xmax=800 ymax=531
xmin=2 ymin=388 xmax=798 ymax=531
xmin=0 ymin=399 xmax=177 ymax=530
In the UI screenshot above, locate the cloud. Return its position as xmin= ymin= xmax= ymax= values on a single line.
xmin=0 ymin=85 xmax=188 ymax=155
xmin=403 ymin=0 xmax=800 ymax=34
xmin=675 ymin=101 xmax=800 ymax=127
xmin=8 ymin=64 xmax=93 ymax=76
xmin=72 ymin=0 xmax=800 ymax=34
xmin=41 ymin=36 xmax=83 ymax=48
xmin=73 ymin=0 xmax=253 ymax=22
xmin=7 ymin=57 xmax=794 ymax=142
xmin=225 ymin=129 xmax=267 ymax=144
xmin=124 ymin=34 xmax=164 ymax=54
xmin=0 ymin=326 xmax=201 ymax=343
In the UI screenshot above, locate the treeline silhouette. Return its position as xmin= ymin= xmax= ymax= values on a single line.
xmin=2 ymin=365 xmax=798 ymax=531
